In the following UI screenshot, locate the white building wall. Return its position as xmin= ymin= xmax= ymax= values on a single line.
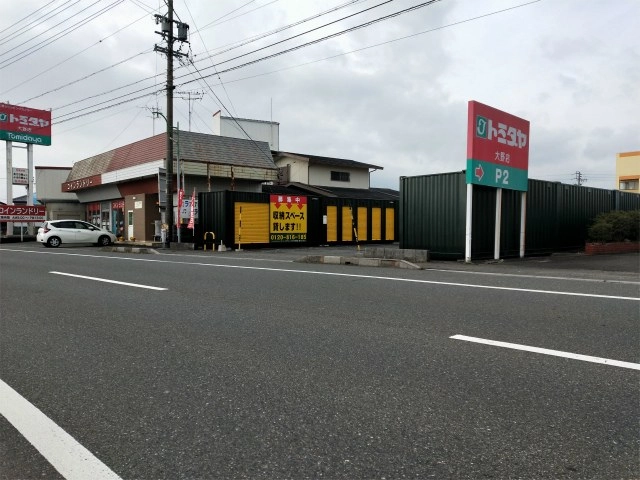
xmin=220 ymin=117 xmax=279 ymax=151
xmin=308 ymin=164 xmax=370 ymax=189
xmin=35 ymin=168 xmax=78 ymax=202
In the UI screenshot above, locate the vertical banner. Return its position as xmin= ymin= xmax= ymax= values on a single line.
xmin=177 ymin=188 xmax=184 ymax=226
xmin=269 ymin=194 xmax=307 ymax=242
xmin=187 ymin=189 xmax=196 ymax=230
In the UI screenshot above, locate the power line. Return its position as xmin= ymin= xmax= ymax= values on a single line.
xmin=0 ymin=0 xmax=81 ymax=47
xmin=19 ymin=49 xmax=152 ymax=104
xmin=0 ymin=0 xmax=60 ymax=37
xmin=192 ymin=0 xmax=398 ymax=70
xmin=0 ymin=1 xmax=124 ymax=70
xmin=187 ymin=58 xmax=275 ymax=165
xmin=15 ymin=0 xmax=364 ymax=112
xmin=48 ymin=0 xmax=539 ymax=126
xmin=183 ymin=1 xmax=239 ymax=118
xmin=199 ymin=0 xmax=280 ymax=31
xmin=194 ymin=0 xmax=365 ymax=61
xmin=179 ymin=0 xmax=442 ymax=83
xmin=197 ymin=0 xmax=259 ymax=31
xmin=2 ymin=9 xmax=154 ymax=96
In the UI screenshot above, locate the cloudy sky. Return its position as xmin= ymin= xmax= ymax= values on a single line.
xmin=1 ymin=0 xmax=638 ymax=202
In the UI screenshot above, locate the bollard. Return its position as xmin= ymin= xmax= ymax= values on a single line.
xmin=203 ymin=232 xmax=215 ymax=251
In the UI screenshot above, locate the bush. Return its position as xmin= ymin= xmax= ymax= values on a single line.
xmin=587 ymin=210 xmax=640 ymax=242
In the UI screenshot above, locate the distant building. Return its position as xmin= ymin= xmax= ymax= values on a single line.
xmin=616 ymin=151 xmax=640 ymax=193
xmin=273 ymin=152 xmax=383 ymax=190
xmin=212 ymin=113 xmax=279 ymax=151
xmin=35 ymin=166 xmax=83 ymax=220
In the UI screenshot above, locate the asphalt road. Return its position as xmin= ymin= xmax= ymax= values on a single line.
xmin=1 ymin=244 xmax=638 ymax=479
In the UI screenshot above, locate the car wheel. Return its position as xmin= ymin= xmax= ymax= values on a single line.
xmin=47 ymin=236 xmax=61 ymax=248
xmin=98 ymin=235 xmax=112 ymax=247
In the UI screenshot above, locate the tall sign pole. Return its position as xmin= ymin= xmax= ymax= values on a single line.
xmin=154 ymin=2 xmax=189 ymax=246
xmin=465 ymin=101 xmax=530 ymax=262
xmin=1 ymin=103 xmax=51 ymax=237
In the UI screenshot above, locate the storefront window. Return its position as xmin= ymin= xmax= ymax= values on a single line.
xmin=111 ymin=200 xmax=124 ymax=237
xmin=101 ymin=202 xmax=111 ymax=231
xmin=87 ymin=202 xmax=100 ymax=226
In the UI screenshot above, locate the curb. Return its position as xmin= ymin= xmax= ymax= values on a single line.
xmin=103 ymin=246 xmax=160 ymax=254
xmin=296 ymin=255 xmax=423 ymax=270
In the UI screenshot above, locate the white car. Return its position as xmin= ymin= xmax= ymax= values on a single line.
xmin=37 ymin=220 xmax=117 ymax=248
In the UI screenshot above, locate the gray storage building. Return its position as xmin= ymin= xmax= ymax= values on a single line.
xmin=400 ymin=171 xmax=640 ymax=260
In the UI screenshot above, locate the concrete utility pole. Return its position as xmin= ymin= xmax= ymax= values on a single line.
xmin=154 ymin=0 xmax=189 ymax=245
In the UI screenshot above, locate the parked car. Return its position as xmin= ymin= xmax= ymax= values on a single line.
xmin=37 ymin=220 xmax=117 ymax=248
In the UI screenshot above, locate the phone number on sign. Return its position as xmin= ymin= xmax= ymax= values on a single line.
xmin=270 ymin=233 xmax=306 ymax=242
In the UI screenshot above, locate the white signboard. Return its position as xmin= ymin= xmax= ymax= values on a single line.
xmin=12 ymin=168 xmax=29 ymax=185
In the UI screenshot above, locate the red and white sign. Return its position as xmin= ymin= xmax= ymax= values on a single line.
xmin=177 ymin=189 xmax=184 ymax=226
xmin=0 ymin=103 xmax=52 ymax=146
xmin=467 ymin=101 xmax=530 ymax=170
xmin=187 ymin=188 xmax=196 ymax=230
xmin=187 ymin=189 xmax=196 ymax=230
xmin=0 ymin=205 xmax=46 ymax=222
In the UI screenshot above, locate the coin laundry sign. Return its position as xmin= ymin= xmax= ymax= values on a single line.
xmin=466 ymin=101 xmax=530 ymax=191
xmin=0 ymin=103 xmax=52 ymax=146
xmin=0 ymin=205 xmax=46 ymax=222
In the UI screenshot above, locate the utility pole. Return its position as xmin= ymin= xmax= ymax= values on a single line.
xmin=574 ymin=171 xmax=587 ymax=186
xmin=175 ymin=90 xmax=204 ymax=131
xmin=154 ymin=0 xmax=189 ymax=245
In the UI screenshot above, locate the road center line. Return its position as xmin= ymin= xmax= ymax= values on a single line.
xmin=451 ymin=334 xmax=640 ymax=370
xmin=50 ymin=271 xmax=167 ymax=290
xmin=0 ymin=378 xmax=122 ymax=480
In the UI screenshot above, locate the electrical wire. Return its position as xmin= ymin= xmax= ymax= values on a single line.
xmin=183 ymin=1 xmax=239 ymax=118
xmin=0 ymin=0 xmax=60 ymax=37
xmin=194 ymin=0 xmax=365 ymax=60
xmin=1 ymin=11 xmax=153 ymax=97
xmin=200 ymin=0 xmax=279 ymax=30
xmin=193 ymin=0 xmax=397 ymax=69
xmin=50 ymin=0 xmax=538 ymax=126
xmin=0 ymin=1 xmax=124 ymax=69
xmin=13 ymin=0 xmax=362 ymax=111
xmin=19 ymin=49 xmax=153 ymax=104
xmin=186 ymin=58 xmax=276 ymax=164
xmin=0 ymin=0 xmax=81 ymax=47
xmin=178 ymin=0 xmax=441 ymax=83
xmin=197 ymin=0 xmax=258 ymax=31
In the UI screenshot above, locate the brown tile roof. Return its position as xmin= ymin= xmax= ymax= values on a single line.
xmin=67 ymin=132 xmax=275 ymax=181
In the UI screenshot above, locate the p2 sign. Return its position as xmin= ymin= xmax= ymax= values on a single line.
xmin=466 ymin=101 xmax=530 ymax=191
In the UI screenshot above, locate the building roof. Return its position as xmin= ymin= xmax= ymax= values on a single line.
xmin=275 ymin=151 xmax=383 ymax=171
xmin=67 ymin=132 xmax=276 ymax=181
xmin=263 ymin=183 xmax=398 ymax=200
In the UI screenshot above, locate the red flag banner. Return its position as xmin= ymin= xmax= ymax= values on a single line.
xmin=187 ymin=189 xmax=195 ymax=230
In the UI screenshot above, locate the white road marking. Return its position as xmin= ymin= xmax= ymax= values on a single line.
xmin=424 ymin=267 xmax=640 ymax=285
xmin=50 ymin=271 xmax=167 ymax=290
xmin=0 ymin=378 xmax=122 ymax=480
xmin=2 ymin=248 xmax=636 ymax=301
xmin=451 ymin=334 xmax=640 ymax=370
